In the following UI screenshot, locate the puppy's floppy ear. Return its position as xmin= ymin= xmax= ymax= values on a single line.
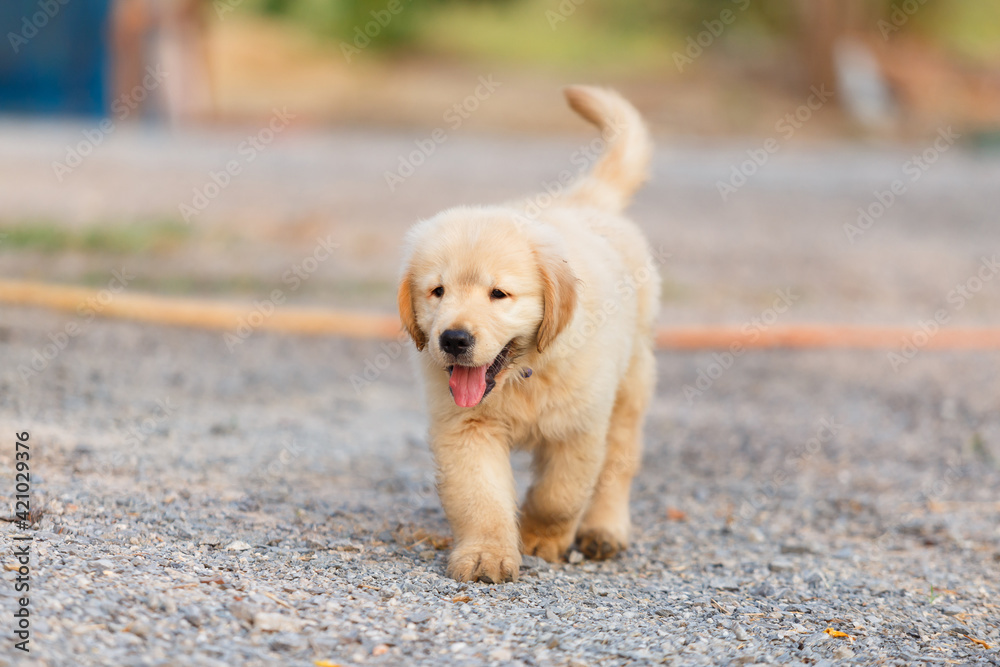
xmin=397 ymin=271 xmax=427 ymax=351
xmin=536 ymin=251 xmax=578 ymax=353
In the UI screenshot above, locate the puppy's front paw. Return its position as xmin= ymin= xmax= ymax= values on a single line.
xmin=575 ymin=526 xmax=627 ymax=561
xmin=447 ymin=545 xmax=520 ymax=583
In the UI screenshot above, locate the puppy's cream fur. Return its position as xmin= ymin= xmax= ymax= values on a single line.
xmin=398 ymin=86 xmax=659 ymax=583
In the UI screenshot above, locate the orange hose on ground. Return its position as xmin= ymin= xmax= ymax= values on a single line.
xmin=2 ymin=280 xmax=1000 ymax=350
xmin=654 ymin=325 xmax=1000 ymax=350
xmin=0 ymin=280 xmax=399 ymax=340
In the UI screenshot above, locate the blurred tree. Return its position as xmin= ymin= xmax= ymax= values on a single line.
xmin=239 ymin=0 xmax=1000 ymax=74
xmin=242 ymin=0 xmax=518 ymax=51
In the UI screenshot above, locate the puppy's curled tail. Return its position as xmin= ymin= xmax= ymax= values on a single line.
xmin=562 ymin=85 xmax=652 ymax=213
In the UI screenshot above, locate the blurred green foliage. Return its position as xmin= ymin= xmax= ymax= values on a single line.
xmin=237 ymin=0 xmax=1000 ymax=67
xmin=240 ymin=0 xmax=515 ymax=49
xmin=0 ymin=220 xmax=190 ymax=254
xmin=249 ymin=0 xmax=413 ymax=46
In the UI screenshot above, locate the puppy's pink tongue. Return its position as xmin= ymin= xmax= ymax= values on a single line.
xmin=449 ymin=365 xmax=488 ymax=407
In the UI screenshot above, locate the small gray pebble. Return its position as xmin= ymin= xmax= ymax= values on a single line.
xmin=804 ymin=571 xmax=827 ymax=586
xmin=803 ymin=631 xmax=828 ymax=646
xmin=91 ymin=558 xmax=115 ymax=572
xmin=769 ymin=559 xmax=795 ymax=573
xmin=270 ymin=632 xmax=307 ymax=652
xmin=182 ymin=608 xmax=203 ymax=628
xmin=780 ymin=541 xmax=818 ymax=555
xmin=228 ymin=602 xmax=255 ymax=624
xmin=520 ymin=555 xmax=549 ymax=570
xmin=127 ymin=622 xmax=150 ymax=639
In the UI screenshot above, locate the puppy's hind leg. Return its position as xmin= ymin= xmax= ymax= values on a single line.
xmin=520 ymin=430 xmax=607 ymax=563
xmin=576 ymin=343 xmax=654 ymax=560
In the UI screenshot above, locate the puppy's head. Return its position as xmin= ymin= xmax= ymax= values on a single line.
xmin=398 ymin=207 xmax=577 ymax=408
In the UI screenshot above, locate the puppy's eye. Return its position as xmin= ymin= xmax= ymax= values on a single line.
xmin=431 ymin=286 xmax=444 ymax=298
xmin=490 ymin=289 xmax=508 ymax=300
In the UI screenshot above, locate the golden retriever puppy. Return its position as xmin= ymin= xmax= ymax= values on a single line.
xmin=397 ymin=86 xmax=659 ymax=583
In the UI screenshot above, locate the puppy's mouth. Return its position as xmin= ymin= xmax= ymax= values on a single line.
xmin=447 ymin=341 xmax=514 ymax=408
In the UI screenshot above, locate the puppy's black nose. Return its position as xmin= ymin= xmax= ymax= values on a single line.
xmin=440 ymin=329 xmax=474 ymax=356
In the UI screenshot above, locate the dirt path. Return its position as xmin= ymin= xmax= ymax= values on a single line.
xmin=1 ymin=124 xmax=999 ymax=665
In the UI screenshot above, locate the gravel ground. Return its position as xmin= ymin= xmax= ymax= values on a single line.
xmin=1 ymin=123 xmax=1000 ymax=665
xmin=1 ymin=308 xmax=999 ymax=666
